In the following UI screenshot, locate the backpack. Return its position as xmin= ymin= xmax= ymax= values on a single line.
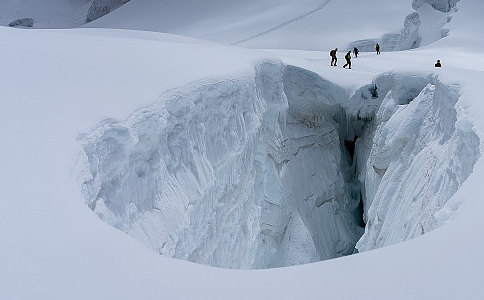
xmin=345 ymin=53 xmax=351 ymax=59
xmin=330 ymin=50 xmax=335 ymax=57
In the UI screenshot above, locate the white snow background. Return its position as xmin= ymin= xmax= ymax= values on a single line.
xmin=1 ymin=0 xmax=484 ymax=299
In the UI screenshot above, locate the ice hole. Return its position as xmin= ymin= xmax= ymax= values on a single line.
xmin=78 ymin=64 xmax=479 ymax=269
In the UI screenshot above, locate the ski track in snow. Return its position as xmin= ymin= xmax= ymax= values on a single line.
xmin=232 ymin=1 xmax=330 ymax=45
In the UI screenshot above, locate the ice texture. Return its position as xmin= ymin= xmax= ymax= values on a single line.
xmin=78 ymin=61 xmax=365 ymax=268
xmin=355 ymin=73 xmax=480 ymax=251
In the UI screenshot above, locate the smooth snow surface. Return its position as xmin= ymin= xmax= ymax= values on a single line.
xmin=2 ymin=0 xmax=484 ymax=298
xmin=85 ymin=0 xmax=413 ymax=50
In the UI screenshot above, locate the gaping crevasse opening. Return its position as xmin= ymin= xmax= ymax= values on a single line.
xmin=77 ymin=62 xmax=479 ymax=269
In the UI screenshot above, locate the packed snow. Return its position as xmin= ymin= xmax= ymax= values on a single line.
xmin=1 ymin=0 xmax=484 ymax=299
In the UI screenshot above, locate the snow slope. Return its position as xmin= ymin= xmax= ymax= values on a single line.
xmin=85 ymin=0 xmax=413 ymax=50
xmin=1 ymin=0 xmax=484 ymax=299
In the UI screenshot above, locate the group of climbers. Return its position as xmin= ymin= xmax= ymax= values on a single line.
xmin=330 ymin=43 xmax=441 ymax=69
xmin=329 ymin=45 xmax=368 ymax=69
xmin=330 ymin=47 xmax=356 ymax=68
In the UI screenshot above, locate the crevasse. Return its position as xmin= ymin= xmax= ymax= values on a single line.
xmin=77 ymin=61 xmax=479 ymax=269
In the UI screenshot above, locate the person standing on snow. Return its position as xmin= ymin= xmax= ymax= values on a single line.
xmin=376 ymin=43 xmax=380 ymax=54
xmin=435 ymin=59 xmax=442 ymax=67
xmin=330 ymin=48 xmax=338 ymax=66
xmin=353 ymin=47 xmax=359 ymax=58
xmin=343 ymin=51 xmax=352 ymax=69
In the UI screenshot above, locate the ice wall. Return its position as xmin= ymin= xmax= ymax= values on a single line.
xmin=354 ymin=73 xmax=480 ymax=251
xmin=281 ymin=66 xmax=365 ymax=259
xmin=78 ymin=61 xmax=367 ymax=268
xmin=78 ymin=61 xmax=284 ymax=268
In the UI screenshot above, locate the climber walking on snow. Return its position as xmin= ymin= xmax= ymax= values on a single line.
xmin=343 ymin=51 xmax=351 ymax=69
xmin=330 ymin=48 xmax=338 ymax=66
xmin=353 ymin=47 xmax=359 ymax=58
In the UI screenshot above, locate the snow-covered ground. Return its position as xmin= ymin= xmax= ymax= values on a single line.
xmin=1 ymin=0 xmax=484 ymax=298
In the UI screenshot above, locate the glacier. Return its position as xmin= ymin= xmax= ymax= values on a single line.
xmin=2 ymin=0 xmax=484 ymax=297
xmin=78 ymin=59 xmax=479 ymax=269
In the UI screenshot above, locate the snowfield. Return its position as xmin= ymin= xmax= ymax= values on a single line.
xmin=1 ymin=0 xmax=484 ymax=299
